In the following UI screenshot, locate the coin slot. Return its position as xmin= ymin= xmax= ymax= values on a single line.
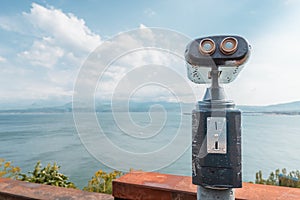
xmin=207 ymin=117 xmax=226 ymax=154
xmin=215 ymin=141 xmax=219 ymax=150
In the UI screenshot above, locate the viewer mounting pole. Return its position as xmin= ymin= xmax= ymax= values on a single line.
xmin=197 ymin=186 xmax=234 ymax=200
xmin=197 ymin=66 xmax=234 ymax=200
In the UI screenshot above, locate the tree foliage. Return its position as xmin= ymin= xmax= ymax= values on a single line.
xmin=83 ymin=169 xmax=122 ymax=194
xmin=19 ymin=161 xmax=76 ymax=188
xmin=255 ymin=168 xmax=300 ymax=188
xmin=1 ymin=158 xmax=125 ymax=194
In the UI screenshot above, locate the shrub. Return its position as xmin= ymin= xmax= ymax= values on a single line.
xmin=1 ymin=158 xmax=125 ymax=193
xmin=255 ymin=168 xmax=300 ymax=188
xmin=83 ymin=169 xmax=122 ymax=194
xmin=19 ymin=161 xmax=76 ymax=188
xmin=0 ymin=158 xmax=21 ymax=179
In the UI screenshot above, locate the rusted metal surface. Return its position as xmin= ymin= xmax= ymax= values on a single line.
xmin=0 ymin=178 xmax=113 ymax=200
xmin=1 ymin=173 xmax=300 ymax=200
xmin=236 ymin=182 xmax=300 ymax=200
xmin=113 ymin=171 xmax=300 ymax=200
xmin=113 ymin=171 xmax=196 ymax=200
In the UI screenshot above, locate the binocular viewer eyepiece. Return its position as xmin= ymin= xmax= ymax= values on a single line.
xmin=185 ymin=35 xmax=251 ymax=84
xmin=198 ymin=37 xmax=239 ymax=56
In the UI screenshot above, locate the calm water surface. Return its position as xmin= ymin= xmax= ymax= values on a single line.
xmin=0 ymin=112 xmax=299 ymax=188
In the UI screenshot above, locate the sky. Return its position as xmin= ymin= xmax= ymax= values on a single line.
xmin=0 ymin=0 xmax=300 ymax=106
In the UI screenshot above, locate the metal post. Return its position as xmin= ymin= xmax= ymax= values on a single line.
xmin=196 ymin=67 xmax=237 ymax=200
xmin=197 ymin=186 xmax=234 ymax=200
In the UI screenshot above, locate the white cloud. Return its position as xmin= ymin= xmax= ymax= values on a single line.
xmin=144 ymin=8 xmax=156 ymax=17
xmin=0 ymin=56 xmax=6 ymax=62
xmin=26 ymin=85 xmax=73 ymax=99
xmin=0 ymin=17 xmax=15 ymax=31
xmin=47 ymin=68 xmax=78 ymax=86
xmin=2 ymin=4 xmax=196 ymax=104
xmin=16 ymin=3 xmax=102 ymax=68
xmin=0 ymin=16 xmax=26 ymax=33
xmin=23 ymin=3 xmax=101 ymax=53
xmin=95 ymin=48 xmax=197 ymax=103
xmin=0 ymin=86 xmax=72 ymax=101
xmin=18 ymin=37 xmax=64 ymax=68
xmin=227 ymin=3 xmax=300 ymax=105
xmin=139 ymin=24 xmax=147 ymax=29
xmin=0 ymin=62 xmax=74 ymax=102
xmin=76 ymin=25 xmax=199 ymax=104
xmin=0 ymin=3 xmax=102 ymax=101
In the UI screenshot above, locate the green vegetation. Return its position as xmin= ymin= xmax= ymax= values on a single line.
xmin=83 ymin=169 xmax=123 ymax=194
xmin=19 ymin=161 xmax=76 ymax=188
xmin=3 ymin=157 xmax=300 ymax=194
xmin=0 ymin=158 xmax=123 ymax=194
xmin=255 ymin=168 xmax=300 ymax=188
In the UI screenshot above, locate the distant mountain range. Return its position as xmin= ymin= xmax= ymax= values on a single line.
xmin=237 ymin=101 xmax=300 ymax=115
xmin=0 ymin=101 xmax=192 ymax=113
xmin=0 ymin=100 xmax=299 ymax=115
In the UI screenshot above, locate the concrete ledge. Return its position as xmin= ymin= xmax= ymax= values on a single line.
xmin=0 ymin=178 xmax=113 ymax=200
xmin=112 ymin=171 xmax=300 ymax=200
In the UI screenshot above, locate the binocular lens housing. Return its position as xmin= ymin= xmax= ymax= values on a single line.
xmin=199 ymin=38 xmax=216 ymax=55
xmin=185 ymin=35 xmax=250 ymax=84
xmin=220 ymin=37 xmax=238 ymax=55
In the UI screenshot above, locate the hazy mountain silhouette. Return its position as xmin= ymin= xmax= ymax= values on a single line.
xmin=0 ymin=100 xmax=299 ymax=115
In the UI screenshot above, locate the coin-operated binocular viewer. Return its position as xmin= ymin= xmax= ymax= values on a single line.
xmin=185 ymin=36 xmax=251 ymax=199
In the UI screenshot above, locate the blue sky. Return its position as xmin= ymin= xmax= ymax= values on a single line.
xmin=0 ymin=0 xmax=300 ymax=106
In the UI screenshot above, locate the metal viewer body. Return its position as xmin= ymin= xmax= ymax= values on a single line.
xmin=185 ymin=35 xmax=250 ymax=199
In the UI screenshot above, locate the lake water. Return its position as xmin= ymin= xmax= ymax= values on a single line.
xmin=0 ymin=112 xmax=299 ymax=189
